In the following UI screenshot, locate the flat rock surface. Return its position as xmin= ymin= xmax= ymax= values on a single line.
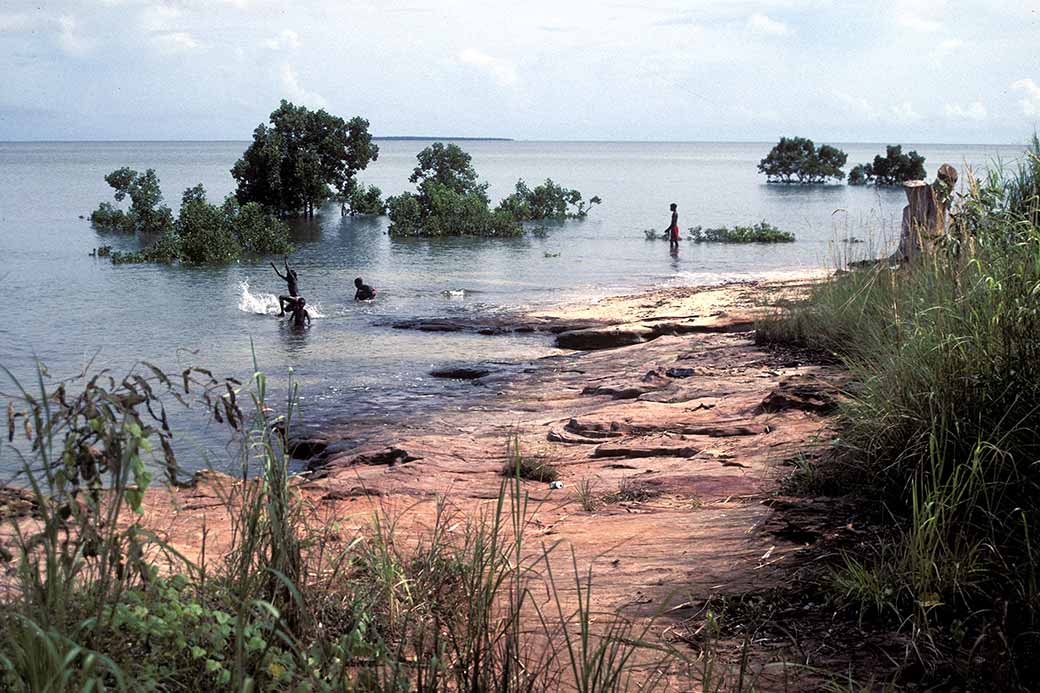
xmin=43 ymin=277 xmax=846 ymax=690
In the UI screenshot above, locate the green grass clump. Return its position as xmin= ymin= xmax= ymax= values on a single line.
xmin=690 ymin=221 xmax=795 ymax=243
xmin=757 ymin=134 xmax=1040 ymax=686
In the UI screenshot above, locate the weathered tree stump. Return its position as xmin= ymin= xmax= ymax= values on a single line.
xmin=892 ymin=164 xmax=958 ymax=262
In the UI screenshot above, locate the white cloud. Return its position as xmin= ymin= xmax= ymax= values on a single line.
xmin=155 ymin=31 xmax=200 ymax=53
xmin=944 ymin=101 xmax=987 ymax=121
xmin=1011 ymin=78 xmax=1040 ymax=116
xmin=0 ymin=13 xmax=35 ymax=32
xmin=835 ymin=93 xmax=923 ymax=123
xmin=57 ymin=15 xmax=92 ymax=56
xmin=747 ymin=13 xmax=790 ymax=36
xmin=889 ymin=101 xmax=923 ymax=123
xmin=279 ymin=63 xmax=327 ymax=108
xmin=895 ymin=0 xmax=947 ymax=33
xmin=139 ymin=4 xmax=181 ymax=33
xmin=835 ymin=91 xmax=880 ymax=120
xmin=929 ymin=38 xmax=963 ymax=64
xmin=457 ymin=48 xmax=518 ymax=87
xmin=266 ymin=29 xmax=300 ymax=50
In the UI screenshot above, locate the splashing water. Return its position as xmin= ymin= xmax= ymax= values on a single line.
xmin=238 ymin=280 xmax=325 ymax=318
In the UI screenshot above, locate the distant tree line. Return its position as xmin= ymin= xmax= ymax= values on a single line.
xmin=759 ymin=137 xmax=929 ymax=187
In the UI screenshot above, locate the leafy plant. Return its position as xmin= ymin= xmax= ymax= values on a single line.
xmin=341 ymin=182 xmax=386 ymax=216
xmin=90 ymin=167 xmax=174 ymax=235
xmin=232 ymin=100 xmax=379 ymax=217
xmin=758 ymin=137 xmax=848 ymax=184
xmin=495 ymin=178 xmax=601 ymax=221
xmin=689 ymin=222 xmax=795 ymax=243
xmin=387 ymin=143 xmax=521 ymax=238
xmin=99 ymin=180 xmax=292 ymax=265
xmin=848 ymin=145 xmax=927 ymax=186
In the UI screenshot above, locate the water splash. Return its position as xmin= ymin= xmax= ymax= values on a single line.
xmin=238 ymin=280 xmax=326 ymax=318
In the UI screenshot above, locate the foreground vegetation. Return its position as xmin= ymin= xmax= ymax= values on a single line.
xmin=757 ymin=136 xmax=1040 ymax=687
xmin=91 ymin=171 xmax=292 ymax=264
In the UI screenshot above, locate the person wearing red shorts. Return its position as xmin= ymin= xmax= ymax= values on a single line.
xmin=667 ymin=202 xmax=680 ymax=250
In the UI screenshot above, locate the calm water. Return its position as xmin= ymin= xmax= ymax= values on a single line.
xmin=0 ymin=140 xmax=1025 ymax=474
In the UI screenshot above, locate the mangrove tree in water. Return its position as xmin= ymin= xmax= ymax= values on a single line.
xmin=232 ymin=100 xmax=379 ymax=218
xmin=90 ymin=167 xmax=174 ymax=235
xmin=387 ymin=143 xmax=601 ymax=237
xmin=340 ymin=182 xmax=386 ymax=216
xmin=387 ymin=143 xmax=520 ymax=237
xmin=848 ymin=145 xmax=927 ymax=186
xmin=757 ymin=136 xmax=847 ymax=184
xmin=92 ymin=170 xmax=291 ymax=264
xmin=495 ymin=178 xmax=601 ymax=221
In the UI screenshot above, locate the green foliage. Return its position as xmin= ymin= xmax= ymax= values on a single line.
xmin=387 ymin=143 xmax=521 ymax=237
xmin=757 ymin=136 xmax=848 ymax=184
xmin=341 ymin=182 xmax=386 ymax=215
xmin=99 ymin=180 xmax=292 ymax=266
xmin=90 ymin=167 xmax=174 ymax=235
xmin=495 ymin=178 xmax=601 ymax=221
xmin=689 ymin=221 xmax=795 ymax=243
xmin=232 ymin=100 xmax=379 ymax=217
xmin=850 ymin=145 xmax=927 ymax=186
xmin=409 ymin=141 xmax=487 ymax=200
xmin=757 ymin=137 xmax=1040 ymax=685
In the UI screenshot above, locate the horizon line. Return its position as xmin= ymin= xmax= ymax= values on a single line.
xmin=0 ymin=137 xmax=1028 ymax=147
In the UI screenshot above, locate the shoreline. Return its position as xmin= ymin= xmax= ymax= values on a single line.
xmin=3 ymin=272 xmax=858 ymax=687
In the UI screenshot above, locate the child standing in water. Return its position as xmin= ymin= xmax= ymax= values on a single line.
xmin=667 ymin=203 xmax=680 ymax=250
xmin=272 ymin=257 xmax=300 ymax=316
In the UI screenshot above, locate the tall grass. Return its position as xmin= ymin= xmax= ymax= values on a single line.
xmin=757 ymin=135 xmax=1040 ymax=685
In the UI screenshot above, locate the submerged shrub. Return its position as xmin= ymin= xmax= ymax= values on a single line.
xmin=341 ymin=182 xmax=386 ymax=216
xmin=386 ymin=143 xmax=521 ymax=237
xmin=689 ymin=221 xmax=795 ymax=243
xmin=92 ymin=174 xmax=292 ymax=265
xmin=495 ymin=178 xmax=601 ymax=221
xmin=90 ymin=167 xmax=174 ymax=235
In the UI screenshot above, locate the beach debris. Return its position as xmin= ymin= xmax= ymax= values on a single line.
xmin=549 ymin=481 xmax=564 ymax=490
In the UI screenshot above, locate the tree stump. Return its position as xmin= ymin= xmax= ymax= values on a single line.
xmin=892 ymin=164 xmax=957 ymax=262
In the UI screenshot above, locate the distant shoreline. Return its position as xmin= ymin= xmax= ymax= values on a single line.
xmin=0 ymin=139 xmax=1026 ymax=147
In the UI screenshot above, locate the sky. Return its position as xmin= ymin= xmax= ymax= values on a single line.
xmin=1 ymin=0 xmax=1039 ymax=143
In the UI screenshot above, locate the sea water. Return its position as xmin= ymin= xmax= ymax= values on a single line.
xmin=0 ymin=140 xmax=1026 ymax=474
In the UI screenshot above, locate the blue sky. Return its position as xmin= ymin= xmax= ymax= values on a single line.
xmin=1 ymin=0 xmax=1038 ymax=142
